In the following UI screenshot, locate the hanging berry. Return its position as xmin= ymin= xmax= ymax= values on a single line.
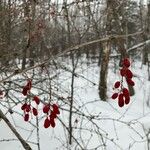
xmin=44 ymin=117 xmax=51 ymax=128
xmin=24 ymin=114 xmax=29 ymax=122
xmin=32 ymin=107 xmax=38 ymax=116
xmin=33 ymin=96 xmax=40 ymax=105
xmin=22 ymin=80 xmax=32 ymax=96
xmin=114 ymin=81 xmax=120 ymax=88
xmin=111 ymin=93 xmax=118 ymax=99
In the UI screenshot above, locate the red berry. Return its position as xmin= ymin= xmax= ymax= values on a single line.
xmin=22 ymin=80 xmax=32 ymax=96
xmin=50 ymin=118 xmax=56 ymax=128
xmin=26 ymin=80 xmax=32 ymax=90
xmin=33 ymin=96 xmax=40 ymax=105
xmin=52 ymin=104 xmax=60 ymax=114
xmin=44 ymin=117 xmax=51 ymax=128
xmin=111 ymin=93 xmax=118 ymax=99
xmin=118 ymin=93 xmax=124 ymax=107
xmin=24 ymin=114 xmax=29 ymax=121
xmin=32 ymin=107 xmax=38 ymax=116
xmin=120 ymin=68 xmax=126 ymax=76
xmin=124 ymin=95 xmax=130 ymax=105
xmin=22 ymin=86 xmax=29 ymax=96
xmin=114 ymin=81 xmax=120 ymax=88
xmin=21 ymin=103 xmax=27 ymax=110
xmin=56 ymin=109 xmax=60 ymax=114
xmin=50 ymin=111 xmax=57 ymax=119
xmin=126 ymin=69 xmax=133 ymax=79
xmin=43 ymin=104 xmax=50 ymax=113
xmin=122 ymin=58 xmax=130 ymax=68
xmin=26 ymin=104 xmax=31 ymax=112
xmin=126 ymin=78 xmax=135 ymax=86
xmin=52 ymin=104 xmax=58 ymax=110
xmin=122 ymin=88 xmax=130 ymax=96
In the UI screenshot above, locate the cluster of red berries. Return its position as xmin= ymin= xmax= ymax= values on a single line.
xmin=111 ymin=58 xmax=135 ymax=107
xmin=21 ymin=80 xmax=60 ymax=128
xmin=21 ymin=80 xmax=40 ymax=121
xmin=43 ymin=103 xmax=60 ymax=128
xmin=21 ymin=96 xmax=40 ymax=121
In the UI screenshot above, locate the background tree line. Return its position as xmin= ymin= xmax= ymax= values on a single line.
xmin=0 ymin=0 xmax=149 ymax=100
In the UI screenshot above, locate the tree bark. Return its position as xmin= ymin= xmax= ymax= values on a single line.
xmin=99 ymin=40 xmax=111 ymax=100
xmin=99 ymin=0 xmax=112 ymax=101
xmin=140 ymin=0 xmax=149 ymax=65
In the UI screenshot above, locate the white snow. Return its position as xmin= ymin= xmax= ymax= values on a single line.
xmin=0 ymin=57 xmax=150 ymax=150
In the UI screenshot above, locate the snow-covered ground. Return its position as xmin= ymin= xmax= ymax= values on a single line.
xmin=0 ymin=57 xmax=150 ymax=150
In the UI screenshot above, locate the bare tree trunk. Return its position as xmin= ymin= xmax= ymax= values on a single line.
xmin=99 ymin=0 xmax=112 ymax=101
xmin=99 ymin=40 xmax=111 ymax=100
xmin=22 ymin=40 xmax=30 ymax=70
xmin=29 ymin=0 xmax=36 ymax=67
xmin=22 ymin=1 xmax=29 ymax=70
xmin=140 ymin=0 xmax=149 ymax=65
xmin=142 ymin=35 xmax=149 ymax=65
xmin=147 ymin=0 xmax=150 ymax=81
